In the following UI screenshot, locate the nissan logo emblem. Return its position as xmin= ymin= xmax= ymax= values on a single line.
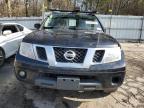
xmin=64 ymin=50 xmax=76 ymax=61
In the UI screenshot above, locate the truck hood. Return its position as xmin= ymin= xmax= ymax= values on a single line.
xmin=23 ymin=29 xmax=119 ymax=48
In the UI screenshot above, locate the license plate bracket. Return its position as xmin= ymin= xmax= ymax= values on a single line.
xmin=57 ymin=77 xmax=80 ymax=90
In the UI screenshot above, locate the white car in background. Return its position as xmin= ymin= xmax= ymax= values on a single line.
xmin=0 ymin=23 xmax=32 ymax=66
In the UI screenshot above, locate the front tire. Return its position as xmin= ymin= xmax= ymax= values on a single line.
xmin=0 ymin=48 xmax=5 ymax=67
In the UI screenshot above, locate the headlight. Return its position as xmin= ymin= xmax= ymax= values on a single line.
xmin=102 ymin=47 xmax=121 ymax=63
xmin=19 ymin=42 xmax=36 ymax=59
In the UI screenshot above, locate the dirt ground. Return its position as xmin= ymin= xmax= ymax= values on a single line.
xmin=0 ymin=43 xmax=144 ymax=108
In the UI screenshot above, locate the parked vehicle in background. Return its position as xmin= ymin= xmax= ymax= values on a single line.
xmin=0 ymin=23 xmax=32 ymax=67
xmin=14 ymin=10 xmax=126 ymax=93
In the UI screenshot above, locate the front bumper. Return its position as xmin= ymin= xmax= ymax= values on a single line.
xmin=14 ymin=54 xmax=126 ymax=91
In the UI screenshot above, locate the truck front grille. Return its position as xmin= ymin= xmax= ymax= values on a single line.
xmin=54 ymin=47 xmax=87 ymax=63
xmin=36 ymin=47 xmax=47 ymax=61
xmin=93 ymin=50 xmax=105 ymax=62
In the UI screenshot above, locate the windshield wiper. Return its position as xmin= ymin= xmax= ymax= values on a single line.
xmin=43 ymin=26 xmax=54 ymax=29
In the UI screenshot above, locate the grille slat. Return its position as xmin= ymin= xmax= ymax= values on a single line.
xmin=54 ymin=47 xmax=87 ymax=63
xmin=93 ymin=50 xmax=105 ymax=62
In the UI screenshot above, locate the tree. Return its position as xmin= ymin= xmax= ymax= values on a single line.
xmin=0 ymin=0 xmax=144 ymax=17
xmin=24 ymin=0 xmax=29 ymax=17
xmin=5 ymin=0 xmax=12 ymax=17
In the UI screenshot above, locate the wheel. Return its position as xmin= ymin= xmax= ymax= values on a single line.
xmin=0 ymin=48 xmax=5 ymax=67
xmin=104 ymin=88 xmax=117 ymax=94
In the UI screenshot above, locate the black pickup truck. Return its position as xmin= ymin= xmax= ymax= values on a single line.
xmin=14 ymin=10 xmax=126 ymax=93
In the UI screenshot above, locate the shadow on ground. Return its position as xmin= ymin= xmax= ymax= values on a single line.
xmin=26 ymin=87 xmax=110 ymax=108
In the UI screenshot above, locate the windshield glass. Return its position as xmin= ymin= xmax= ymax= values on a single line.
xmin=43 ymin=15 xmax=102 ymax=31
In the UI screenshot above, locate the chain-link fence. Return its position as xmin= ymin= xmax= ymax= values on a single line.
xmin=97 ymin=15 xmax=144 ymax=42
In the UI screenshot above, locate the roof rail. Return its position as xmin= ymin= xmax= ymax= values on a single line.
xmin=49 ymin=9 xmax=97 ymax=14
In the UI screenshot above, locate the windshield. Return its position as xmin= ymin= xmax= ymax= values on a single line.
xmin=43 ymin=15 xmax=103 ymax=31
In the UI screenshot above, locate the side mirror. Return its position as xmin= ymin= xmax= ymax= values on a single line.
xmin=34 ymin=23 xmax=41 ymax=29
xmin=3 ymin=30 xmax=12 ymax=35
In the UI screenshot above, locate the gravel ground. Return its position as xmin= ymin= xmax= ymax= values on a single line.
xmin=0 ymin=43 xmax=144 ymax=108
